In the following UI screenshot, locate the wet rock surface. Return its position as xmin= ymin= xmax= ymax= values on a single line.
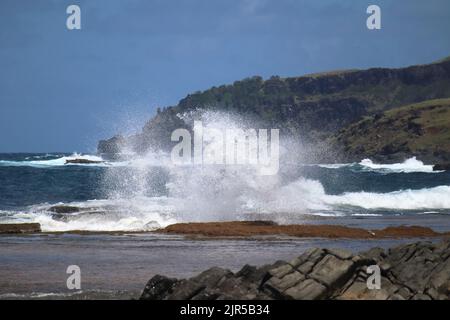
xmin=140 ymin=240 xmax=450 ymax=300
xmin=49 ymin=205 xmax=81 ymax=214
xmin=158 ymin=221 xmax=449 ymax=239
xmin=0 ymin=223 xmax=41 ymax=234
xmin=433 ymin=163 xmax=450 ymax=171
xmin=64 ymin=159 xmax=103 ymax=164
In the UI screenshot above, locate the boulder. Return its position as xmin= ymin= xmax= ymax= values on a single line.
xmin=140 ymin=275 xmax=177 ymax=300
xmin=309 ymin=254 xmax=355 ymax=289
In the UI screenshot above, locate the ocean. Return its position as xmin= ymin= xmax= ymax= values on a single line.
xmin=1 ymin=153 xmax=450 ymax=232
xmin=1 ymin=152 xmax=449 ymax=298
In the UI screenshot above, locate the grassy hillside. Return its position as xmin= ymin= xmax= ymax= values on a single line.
xmin=332 ymin=98 xmax=450 ymax=163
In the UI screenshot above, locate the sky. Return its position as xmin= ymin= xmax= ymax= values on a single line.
xmin=1 ymin=0 xmax=450 ymax=153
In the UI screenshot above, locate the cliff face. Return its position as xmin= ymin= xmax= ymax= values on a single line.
xmin=98 ymin=57 xmax=450 ymax=162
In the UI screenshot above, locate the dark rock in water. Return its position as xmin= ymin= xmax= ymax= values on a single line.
xmin=433 ymin=163 xmax=450 ymax=171
xmin=65 ymin=159 xmax=103 ymax=164
xmin=140 ymin=275 xmax=178 ymax=300
xmin=140 ymin=240 xmax=450 ymax=300
xmin=49 ymin=205 xmax=80 ymax=214
xmin=50 ymin=207 xmax=107 ymax=222
xmin=97 ymin=135 xmax=127 ymax=157
xmin=0 ymin=223 xmax=41 ymax=234
xmin=50 ymin=207 xmax=79 ymax=221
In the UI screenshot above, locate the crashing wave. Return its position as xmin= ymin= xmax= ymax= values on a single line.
xmin=317 ymin=157 xmax=435 ymax=173
xmin=358 ymin=157 xmax=434 ymax=173
xmin=2 ymin=178 xmax=450 ymax=232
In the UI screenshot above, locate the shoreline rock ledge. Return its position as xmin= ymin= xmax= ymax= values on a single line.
xmin=140 ymin=240 xmax=450 ymax=300
xmin=0 ymin=223 xmax=41 ymax=234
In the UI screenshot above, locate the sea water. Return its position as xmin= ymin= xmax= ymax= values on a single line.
xmin=0 ymin=153 xmax=449 ymax=232
xmin=1 ymin=152 xmax=449 ymax=298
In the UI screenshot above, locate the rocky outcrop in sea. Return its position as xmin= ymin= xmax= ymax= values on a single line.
xmin=140 ymin=240 xmax=450 ymax=300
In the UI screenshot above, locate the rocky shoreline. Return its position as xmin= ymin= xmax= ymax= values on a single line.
xmin=2 ymin=220 xmax=450 ymax=238
xmin=157 ymin=221 xmax=450 ymax=239
xmin=0 ymin=223 xmax=41 ymax=234
xmin=140 ymin=239 xmax=450 ymax=300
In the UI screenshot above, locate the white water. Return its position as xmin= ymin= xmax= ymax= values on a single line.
xmin=2 ymin=150 xmax=450 ymax=232
xmin=318 ymin=157 xmax=435 ymax=173
xmin=0 ymin=153 xmax=107 ymax=167
xmin=2 ymin=197 xmax=177 ymax=232
xmin=0 ymin=152 xmax=435 ymax=174
xmin=4 ymin=174 xmax=450 ymax=232
xmin=0 ymin=110 xmax=448 ymax=231
xmin=358 ymin=157 xmax=435 ymax=173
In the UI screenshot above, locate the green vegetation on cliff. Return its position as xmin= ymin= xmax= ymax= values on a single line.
xmin=333 ymin=98 xmax=450 ymax=163
xmin=99 ymin=57 xmax=450 ymax=162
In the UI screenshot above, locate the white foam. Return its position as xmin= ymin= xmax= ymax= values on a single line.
xmin=2 ymin=197 xmax=177 ymax=232
xmin=1 ymin=111 xmax=448 ymax=232
xmin=246 ymin=178 xmax=450 ymax=212
xmin=0 ymin=153 xmax=106 ymax=167
xmin=316 ymin=157 xmax=436 ymax=173
xmin=324 ymin=185 xmax=450 ymax=210
xmin=0 ymin=152 xmax=176 ymax=169
xmin=316 ymin=163 xmax=350 ymax=169
xmin=3 ymin=164 xmax=450 ymax=232
xmin=358 ymin=157 xmax=434 ymax=173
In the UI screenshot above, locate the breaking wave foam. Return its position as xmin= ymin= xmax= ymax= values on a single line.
xmin=318 ymin=157 xmax=435 ymax=173
xmin=0 ymin=153 xmax=106 ymax=167
xmin=3 ymin=177 xmax=450 ymax=232
xmin=358 ymin=157 xmax=434 ymax=173
xmin=0 ymin=110 xmax=448 ymax=232
xmin=323 ymin=186 xmax=450 ymax=210
xmin=1 ymin=197 xmax=177 ymax=232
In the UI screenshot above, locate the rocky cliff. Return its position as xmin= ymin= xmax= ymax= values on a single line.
xmin=332 ymin=98 xmax=450 ymax=163
xmin=99 ymin=57 xmax=450 ymax=163
xmin=140 ymin=240 xmax=450 ymax=300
